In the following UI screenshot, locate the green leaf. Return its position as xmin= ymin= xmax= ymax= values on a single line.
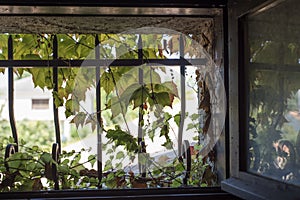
xmin=53 ymin=91 xmax=64 ymax=108
xmin=138 ymin=153 xmax=149 ymax=165
xmin=163 ymin=112 xmax=172 ymax=122
xmin=104 ymin=160 xmax=113 ymax=171
xmin=65 ymin=99 xmax=80 ymax=116
xmin=115 ymin=169 xmax=125 ymax=177
xmin=32 ymin=146 xmax=39 ymax=152
xmin=26 ymin=162 xmax=36 ymax=171
xmin=0 ymin=67 xmax=5 ymax=73
xmin=171 ymin=178 xmax=182 ymax=187
xmin=16 ymin=68 xmax=24 ymax=77
xmin=148 ymin=130 xmax=155 ymax=142
xmin=0 ymin=54 xmax=6 ymax=60
xmin=109 ymin=155 xmax=114 ymax=160
xmin=175 ymin=162 xmax=185 ymax=172
xmin=123 ymin=83 xmax=148 ymax=109
xmin=88 ymin=155 xmax=96 ymax=168
xmin=71 ymin=153 xmax=81 ymax=166
xmin=28 ymin=68 xmax=52 ymax=89
xmin=149 ymin=92 xmax=173 ymax=108
xmin=174 ymin=113 xmax=181 ymax=127
xmin=144 ymin=68 xmax=161 ymax=84
xmin=61 ymin=159 xmax=70 ymax=165
xmin=8 ymin=136 xmax=15 ymax=143
xmin=109 ymin=96 xmax=127 ymax=119
xmin=116 ymin=151 xmax=125 ymax=160
xmin=107 ymin=148 xmax=114 ymax=154
xmin=100 ymin=71 xmax=115 ymax=95
xmin=151 ymin=81 xmax=178 ymax=97
xmin=186 ymin=123 xmax=195 ymax=131
xmin=162 ymin=140 xmax=173 ymax=149
xmin=19 ymin=170 xmax=30 ymax=178
xmin=35 ymin=162 xmax=44 ymax=170
xmin=160 ymin=124 xmax=169 ymax=138
xmin=40 ymin=152 xmax=52 ymax=164
xmin=7 ymin=159 xmax=21 ymax=169
xmin=143 ymin=48 xmax=157 ymax=59
xmin=194 ymin=144 xmax=202 ymax=151
xmin=106 ymin=127 xmax=138 ymax=153
xmin=190 ymin=113 xmax=200 ymax=121
xmin=58 ymin=165 xmax=70 ymax=174
xmin=23 ymin=54 xmax=42 ymax=60
xmin=20 ymin=138 xmax=26 ymax=146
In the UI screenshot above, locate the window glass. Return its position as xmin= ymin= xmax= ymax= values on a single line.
xmin=247 ymin=0 xmax=300 ymax=186
xmin=0 ymin=17 xmax=225 ymax=191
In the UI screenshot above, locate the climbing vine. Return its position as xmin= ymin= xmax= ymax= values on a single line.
xmin=0 ymin=32 xmax=219 ymax=191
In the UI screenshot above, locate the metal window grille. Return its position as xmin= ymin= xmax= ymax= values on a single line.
xmin=0 ymin=33 xmax=207 ymax=190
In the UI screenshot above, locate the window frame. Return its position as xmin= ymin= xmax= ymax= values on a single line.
xmin=32 ymin=98 xmax=50 ymax=110
xmin=222 ymin=0 xmax=300 ymax=199
xmin=0 ymin=1 xmax=234 ymax=199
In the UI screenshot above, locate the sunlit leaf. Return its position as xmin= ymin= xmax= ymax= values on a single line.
xmin=23 ymin=54 xmax=42 ymax=60
xmin=0 ymin=67 xmax=5 ymax=73
xmin=100 ymin=71 xmax=115 ymax=95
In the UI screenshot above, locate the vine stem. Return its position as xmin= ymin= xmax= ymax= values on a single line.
xmin=65 ymin=34 xmax=94 ymax=50
xmin=109 ymin=67 xmax=132 ymax=135
xmin=70 ymin=157 xmax=96 ymax=169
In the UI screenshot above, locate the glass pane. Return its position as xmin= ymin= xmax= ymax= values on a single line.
xmin=0 ymin=21 xmax=225 ymax=191
xmin=247 ymin=0 xmax=300 ymax=186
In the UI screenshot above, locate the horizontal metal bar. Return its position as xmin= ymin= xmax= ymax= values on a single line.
xmin=0 ymin=6 xmax=223 ymax=16
xmin=0 ymin=58 xmax=207 ymax=67
xmin=250 ymin=62 xmax=300 ymax=72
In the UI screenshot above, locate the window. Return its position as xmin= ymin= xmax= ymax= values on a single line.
xmin=222 ymin=0 xmax=300 ymax=199
xmin=0 ymin=2 xmax=233 ymax=199
xmin=32 ymin=99 xmax=49 ymax=109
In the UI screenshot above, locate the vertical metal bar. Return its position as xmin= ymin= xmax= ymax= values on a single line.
xmin=8 ymin=35 xmax=18 ymax=152
xmin=53 ymin=35 xmax=61 ymax=153
xmin=95 ymin=35 xmax=103 ymax=186
xmin=223 ymin=7 xmax=230 ymax=179
xmin=178 ymin=34 xmax=186 ymax=157
xmin=138 ymin=35 xmax=146 ymax=177
xmin=138 ymin=35 xmax=143 ymax=61
xmin=138 ymin=35 xmax=143 ymax=145
xmin=52 ymin=35 xmax=60 ymax=190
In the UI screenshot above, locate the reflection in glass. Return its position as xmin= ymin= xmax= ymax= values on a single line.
xmin=246 ymin=0 xmax=300 ymax=186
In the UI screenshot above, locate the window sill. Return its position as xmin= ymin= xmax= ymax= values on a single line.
xmin=222 ymin=176 xmax=300 ymax=200
xmin=0 ymin=187 xmax=238 ymax=200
